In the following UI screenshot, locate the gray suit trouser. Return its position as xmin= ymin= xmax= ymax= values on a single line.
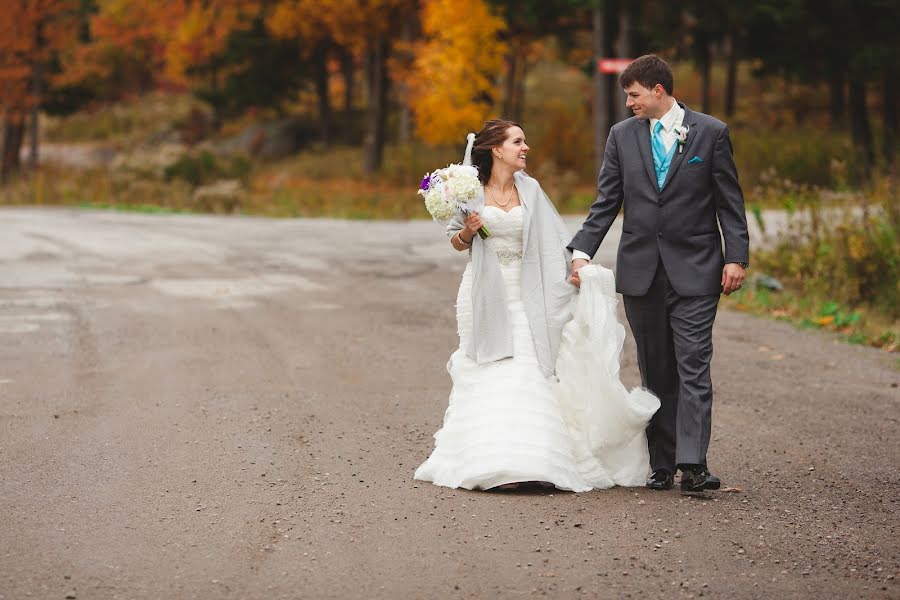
xmin=623 ymin=259 xmax=719 ymax=472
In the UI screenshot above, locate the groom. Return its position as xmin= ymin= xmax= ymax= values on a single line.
xmin=568 ymin=55 xmax=749 ymax=492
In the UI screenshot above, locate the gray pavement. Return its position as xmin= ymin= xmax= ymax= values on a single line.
xmin=0 ymin=207 xmax=897 ymax=600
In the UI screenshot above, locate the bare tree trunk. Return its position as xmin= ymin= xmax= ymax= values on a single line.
xmin=593 ymin=7 xmax=609 ymax=175
xmin=604 ymin=9 xmax=617 ymax=135
xmin=29 ymin=63 xmax=41 ymax=170
xmin=29 ymin=19 xmax=45 ymax=171
xmin=614 ymin=7 xmax=632 ymax=123
xmin=502 ymin=44 xmax=518 ymax=119
xmin=397 ymin=15 xmax=414 ymax=144
xmin=829 ymin=68 xmax=846 ymax=126
xmin=313 ymin=41 xmax=331 ymax=146
xmin=626 ymin=1 xmax=646 ymax=56
xmin=364 ymin=35 xmax=389 ymax=174
xmin=208 ymin=60 xmax=224 ymax=131
xmin=848 ymin=74 xmax=874 ymax=176
xmin=724 ymin=31 xmax=738 ymax=117
xmin=2 ymin=113 xmax=25 ymax=181
xmin=340 ymin=46 xmax=354 ymax=115
xmin=339 ymin=46 xmax=355 ymax=143
xmin=698 ymin=33 xmax=712 ymax=115
xmin=883 ymin=69 xmax=897 ymax=166
xmin=513 ymin=55 xmax=526 ymax=123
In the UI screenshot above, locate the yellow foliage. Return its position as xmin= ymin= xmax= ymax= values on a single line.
xmin=404 ymin=0 xmax=507 ymax=145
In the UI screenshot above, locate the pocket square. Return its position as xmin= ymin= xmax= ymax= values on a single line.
xmin=688 ymin=156 xmax=704 ymax=164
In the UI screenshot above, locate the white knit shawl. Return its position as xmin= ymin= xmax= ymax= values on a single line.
xmin=447 ymin=171 xmax=575 ymax=377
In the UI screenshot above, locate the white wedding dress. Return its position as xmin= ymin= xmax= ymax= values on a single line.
xmin=414 ymin=205 xmax=660 ymax=492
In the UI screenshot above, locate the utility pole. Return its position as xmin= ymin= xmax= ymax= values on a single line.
xmin=592 ymin=6 xmax=609 ymax=176
xmin=614 ymin=8 xmax=631 ymax=124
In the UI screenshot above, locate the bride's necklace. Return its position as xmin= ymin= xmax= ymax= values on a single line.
xmin=487 ymin=184 xmax=515 ymax=207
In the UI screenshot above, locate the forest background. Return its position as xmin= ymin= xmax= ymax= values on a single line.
xmin=0 ymin=0 xmax=897 ymax=349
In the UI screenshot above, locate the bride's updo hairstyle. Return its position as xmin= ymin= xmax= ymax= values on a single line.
xmin=471 ymin=119 xmax=523 ymax=185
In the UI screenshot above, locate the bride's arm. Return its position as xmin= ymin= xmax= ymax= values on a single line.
xmin=447 ymin=209 xmax=483 ymax=252
xmin=450 ymin=230 xmax=473 ymax=251
xmin=449 ymin=213 xmax=483 ymax=251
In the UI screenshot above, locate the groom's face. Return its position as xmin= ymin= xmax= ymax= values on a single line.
xmin=624 ymin=82 xmax=664 ymax=120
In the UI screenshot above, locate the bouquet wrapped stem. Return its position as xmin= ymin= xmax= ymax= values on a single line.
xmin=460 ymin=207 xmax=491 ymax=240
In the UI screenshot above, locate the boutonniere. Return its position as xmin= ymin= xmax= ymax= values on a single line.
xmin=674 ymin=124 xmax=690 ymax=153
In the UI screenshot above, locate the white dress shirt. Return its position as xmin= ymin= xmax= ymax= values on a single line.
xmin=650 ymin=99 xmax=685 ymax=154
xmin=572 ymin=99 xmax=684 ymax=263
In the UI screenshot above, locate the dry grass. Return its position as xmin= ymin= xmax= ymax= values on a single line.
xmin=723 ymin=177 xmax=898 ymax=351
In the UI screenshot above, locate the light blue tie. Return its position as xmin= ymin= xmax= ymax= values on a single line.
xmin=651 ymin=120 xmax=674 ymax=190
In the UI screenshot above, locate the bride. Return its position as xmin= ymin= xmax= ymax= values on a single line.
xmin=414 ymin=120 xmax=660 ymax=492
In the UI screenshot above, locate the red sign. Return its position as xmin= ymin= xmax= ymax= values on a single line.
xmin=597 ymin=58 xmax=633 ymax=74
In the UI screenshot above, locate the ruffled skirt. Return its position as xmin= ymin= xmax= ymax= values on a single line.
xmin=414 ymin=263 xmax=659 ymax=492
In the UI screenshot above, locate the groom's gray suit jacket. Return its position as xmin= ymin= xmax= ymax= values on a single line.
xmin=569 ymin=104 xmax=749 ymax=296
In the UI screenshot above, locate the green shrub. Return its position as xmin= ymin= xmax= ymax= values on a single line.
xmin=732 ymin=178 xmax=899 ymax=349
xmin=757 ymin=184 xmax=898 ymax=319
xmin=733 ymin=128 xmax=868 ymax=192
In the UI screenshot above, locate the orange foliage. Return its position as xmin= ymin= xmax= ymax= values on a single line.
xmin=163 ymin=0 xmax=260 ymax=85
xmin=266 ymin=0 xmax=413 ymax=52
xmin=0 ymin=0 xmax=81 ymax=115
xmin=55 ymin=0 xmax=166 ymax=93
xmin=58 ymin=0 xmax=260 ymax=96
xmin=403 ymin=0 xmax=507 ymax=145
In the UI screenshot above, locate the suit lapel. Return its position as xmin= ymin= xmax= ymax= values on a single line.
xmin=634 ymin=120 xmax=657 ymax=190
xmin=660 ymin=103 xmax=699 ymax=191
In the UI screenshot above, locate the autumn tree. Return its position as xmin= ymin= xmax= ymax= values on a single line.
xmin=487 ymin=0 xmax=590 ymax=122
xmin=162 ymin=0 xmax=260 ymax=128
xmin=58 ymin=0 xmax=259 ymax=122
xmin=266 ymin=0 xmax=354 ymax=145
xmin=403 ymin=0 xmax=507 ymax=145
xmin=195 ymin=14 xmax=308 ymax=121
xmin=267 ymin=0 xmax=414 ymax=170
xmin=0 ymin=0 xmax=81 ymax=179
xmin=56 ymin=0 xmax=166 ymax=101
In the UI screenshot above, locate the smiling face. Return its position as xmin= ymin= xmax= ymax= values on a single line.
xmin=494 ymin=126 xmax=529 ymax=170
xmin=624 ymin=82 xmax=667 ymax=120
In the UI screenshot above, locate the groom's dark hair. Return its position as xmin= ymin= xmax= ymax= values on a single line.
xmin=620 ymin=55 xmax=674 ymax=96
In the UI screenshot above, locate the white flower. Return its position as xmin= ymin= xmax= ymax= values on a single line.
xmin=416 ymin=162 xmax=481 ymax=223
xmin=446 ymin=164 xmax=478 ymax=180
xmin=419 ymin=180 xmax=456 ymax=222
xmin=445 ymin=170 xmax=480 ymax=204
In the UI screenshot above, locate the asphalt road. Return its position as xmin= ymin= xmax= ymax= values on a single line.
xmin=0 ymin=207 xmax=897 ymax=599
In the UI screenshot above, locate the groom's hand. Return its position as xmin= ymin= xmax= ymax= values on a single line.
xmin=722 ymin=263 xmax=746 ymax=295
xmin=570 ymin=258 xmax=590 ymax=287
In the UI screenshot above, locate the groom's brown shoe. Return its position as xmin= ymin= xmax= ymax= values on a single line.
xmin=680 ymin=466 xmax=721 ymax=492
xmin=646 ymin=469 xmax=674 ymax=490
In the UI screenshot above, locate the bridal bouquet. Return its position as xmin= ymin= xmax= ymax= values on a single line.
xmin=418 ymin=164 xmax=490 ymax=239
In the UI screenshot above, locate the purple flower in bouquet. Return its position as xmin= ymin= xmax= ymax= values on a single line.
xmin=416 ymin=164 xmax=490 ymax=239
